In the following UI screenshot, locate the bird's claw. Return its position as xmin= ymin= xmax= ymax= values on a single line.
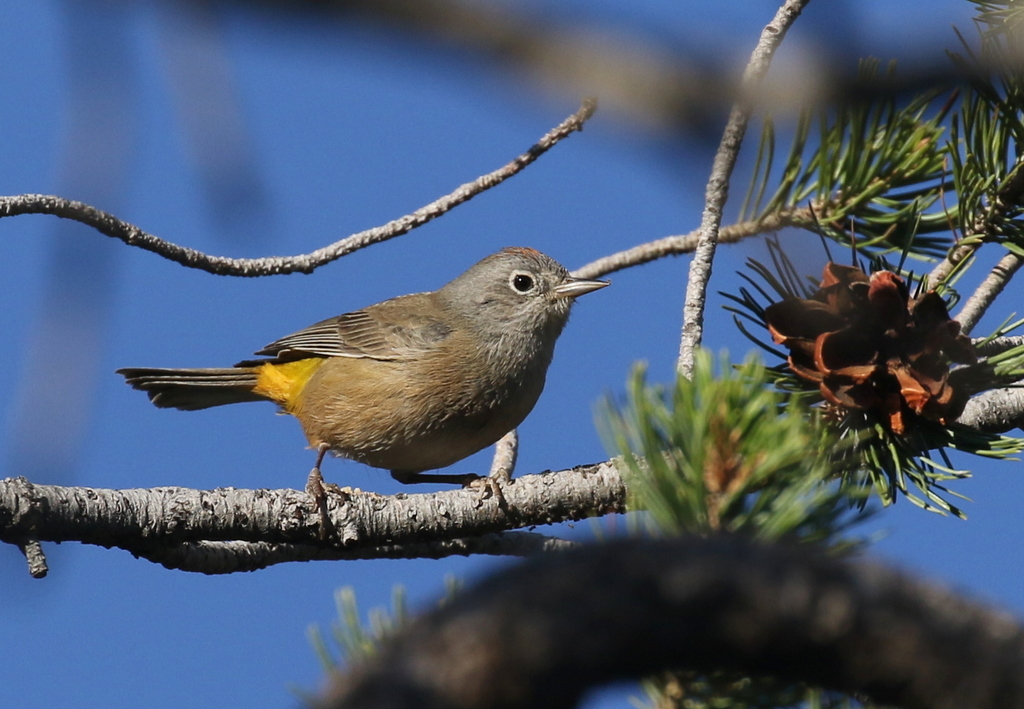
xmin=466 ymin=475 xmax=507 ymax=509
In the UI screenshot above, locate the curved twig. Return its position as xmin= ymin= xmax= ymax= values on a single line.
xmin=0 ymin=99 xmax=596 ymax=277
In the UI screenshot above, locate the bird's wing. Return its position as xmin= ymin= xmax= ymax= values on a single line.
xmin=243 ymin=293 xmax=453 ymax=363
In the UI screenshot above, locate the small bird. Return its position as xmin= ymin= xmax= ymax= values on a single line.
xmin=118 ymin=247 xmax=607 ymax=493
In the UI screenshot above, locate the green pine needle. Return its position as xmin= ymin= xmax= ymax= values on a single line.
xmin=600 ymin=351 xmax=865 ymax=544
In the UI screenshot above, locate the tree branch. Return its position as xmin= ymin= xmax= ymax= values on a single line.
xmin=321 ymin=536 xmax=1024 ymax=709
xmin=678 ymin=0 xmax=811 ymax=378
xmin=0 ymin=99 xmax=596 ymax=277
xmin=0 ymin=462 xmax=625 ymax=576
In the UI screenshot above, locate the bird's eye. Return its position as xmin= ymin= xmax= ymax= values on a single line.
xmin=511 ymin=273 xmax=535 ymax=293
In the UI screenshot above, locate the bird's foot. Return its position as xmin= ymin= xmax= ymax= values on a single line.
xmin=305 ymin=466 xmax=350 ymax=540
xmin=466 ymin=475 xmax=507 ymax=510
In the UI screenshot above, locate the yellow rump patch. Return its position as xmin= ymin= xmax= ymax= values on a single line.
xmin=253 ymin=358 xmax=325 ymax=410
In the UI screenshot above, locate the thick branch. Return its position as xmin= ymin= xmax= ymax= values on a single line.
xmin=678 ymin=0 xmax=810 ymax=377
xmin=0 ymin=462 xmax=625 ymax=574
xmin=0 ymin=100 xmax=595 ymax=276
xmin=321 ymin=537 xmax=1024 ymax=709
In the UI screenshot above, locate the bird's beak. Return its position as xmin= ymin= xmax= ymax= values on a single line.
xmin=553 ymin=277 xmax=610 ymax=299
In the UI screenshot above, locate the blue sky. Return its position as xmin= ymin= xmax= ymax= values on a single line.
xmin=2 ymin=1 xmax=1015 ymax=708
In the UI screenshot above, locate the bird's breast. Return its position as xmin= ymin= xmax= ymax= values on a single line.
xmin=288 ymin=334 xmax=549 ymax=472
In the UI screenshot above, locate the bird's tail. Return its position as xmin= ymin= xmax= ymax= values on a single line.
xmin=116 ymin=367 xmax=264 ymax=411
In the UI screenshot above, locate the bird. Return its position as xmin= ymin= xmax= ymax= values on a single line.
xmin=117 ymin=247 xmax=608 ymax=494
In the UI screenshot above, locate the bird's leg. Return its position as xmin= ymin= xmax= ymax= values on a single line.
xmin=468 ymin=429 xmax=518 ymax=507
xmin=305 ymin=443 xmax=331 ymax=497
xmin=487 ymin=429 xmax=518 ymax=484
xmin=390 ymin=470 xmax=481 ymax=486
xmin=306 ymin=443 xmax=333 ymax=540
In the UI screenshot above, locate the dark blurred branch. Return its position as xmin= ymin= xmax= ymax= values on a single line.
xmin=156 ymin=0 xmax=273 ymax=242
xmin=0 ymin=461 xmax=624 ymax=576
xmin=0 ymin=99 xmax=595 ymax=277
xmin=240 ymin=0 xmax=981 ymax=137
xmin=321 ymin=536 xmax=1024 ymax=709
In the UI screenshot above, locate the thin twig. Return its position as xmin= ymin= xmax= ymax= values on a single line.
xmin=0 ymin=99 xmax=597 ymax=277
xmin=956 ymin=251 xmax=1024 ymax=334
xmin=572 ymin=207 xmax=809 ymax=280
xmin=677 ymin=0 xmax=812 ymax=378
xmin=18 ymin=538 xmax=48 ymax=579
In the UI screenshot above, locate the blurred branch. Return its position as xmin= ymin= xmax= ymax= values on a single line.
xmin=0 ymin=461 xmax=624 ymax=577
xmin=254 ymin=0 xmax=723 ymax=135
xmin=0 ymin=99 xmax=595 ymax=277
xmin=679 ymin=0 xmax=811 ymax=378
xmin=245 ymin=0 xmax=990 ymax=137
xmin=156 ymin=0 xmax=273 ymax=242
xmin=320 ymin=536 xmax=1024 ymax=709
xmin=5 ymin=0 xmax=138 ymax=500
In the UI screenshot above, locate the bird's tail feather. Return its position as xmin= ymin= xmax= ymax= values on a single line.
xmin=116 ymin=367 xmax=264 ymax=411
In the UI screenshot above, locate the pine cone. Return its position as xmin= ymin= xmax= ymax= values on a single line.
xmin=765 ymin=263 xmax=976 ymax=434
